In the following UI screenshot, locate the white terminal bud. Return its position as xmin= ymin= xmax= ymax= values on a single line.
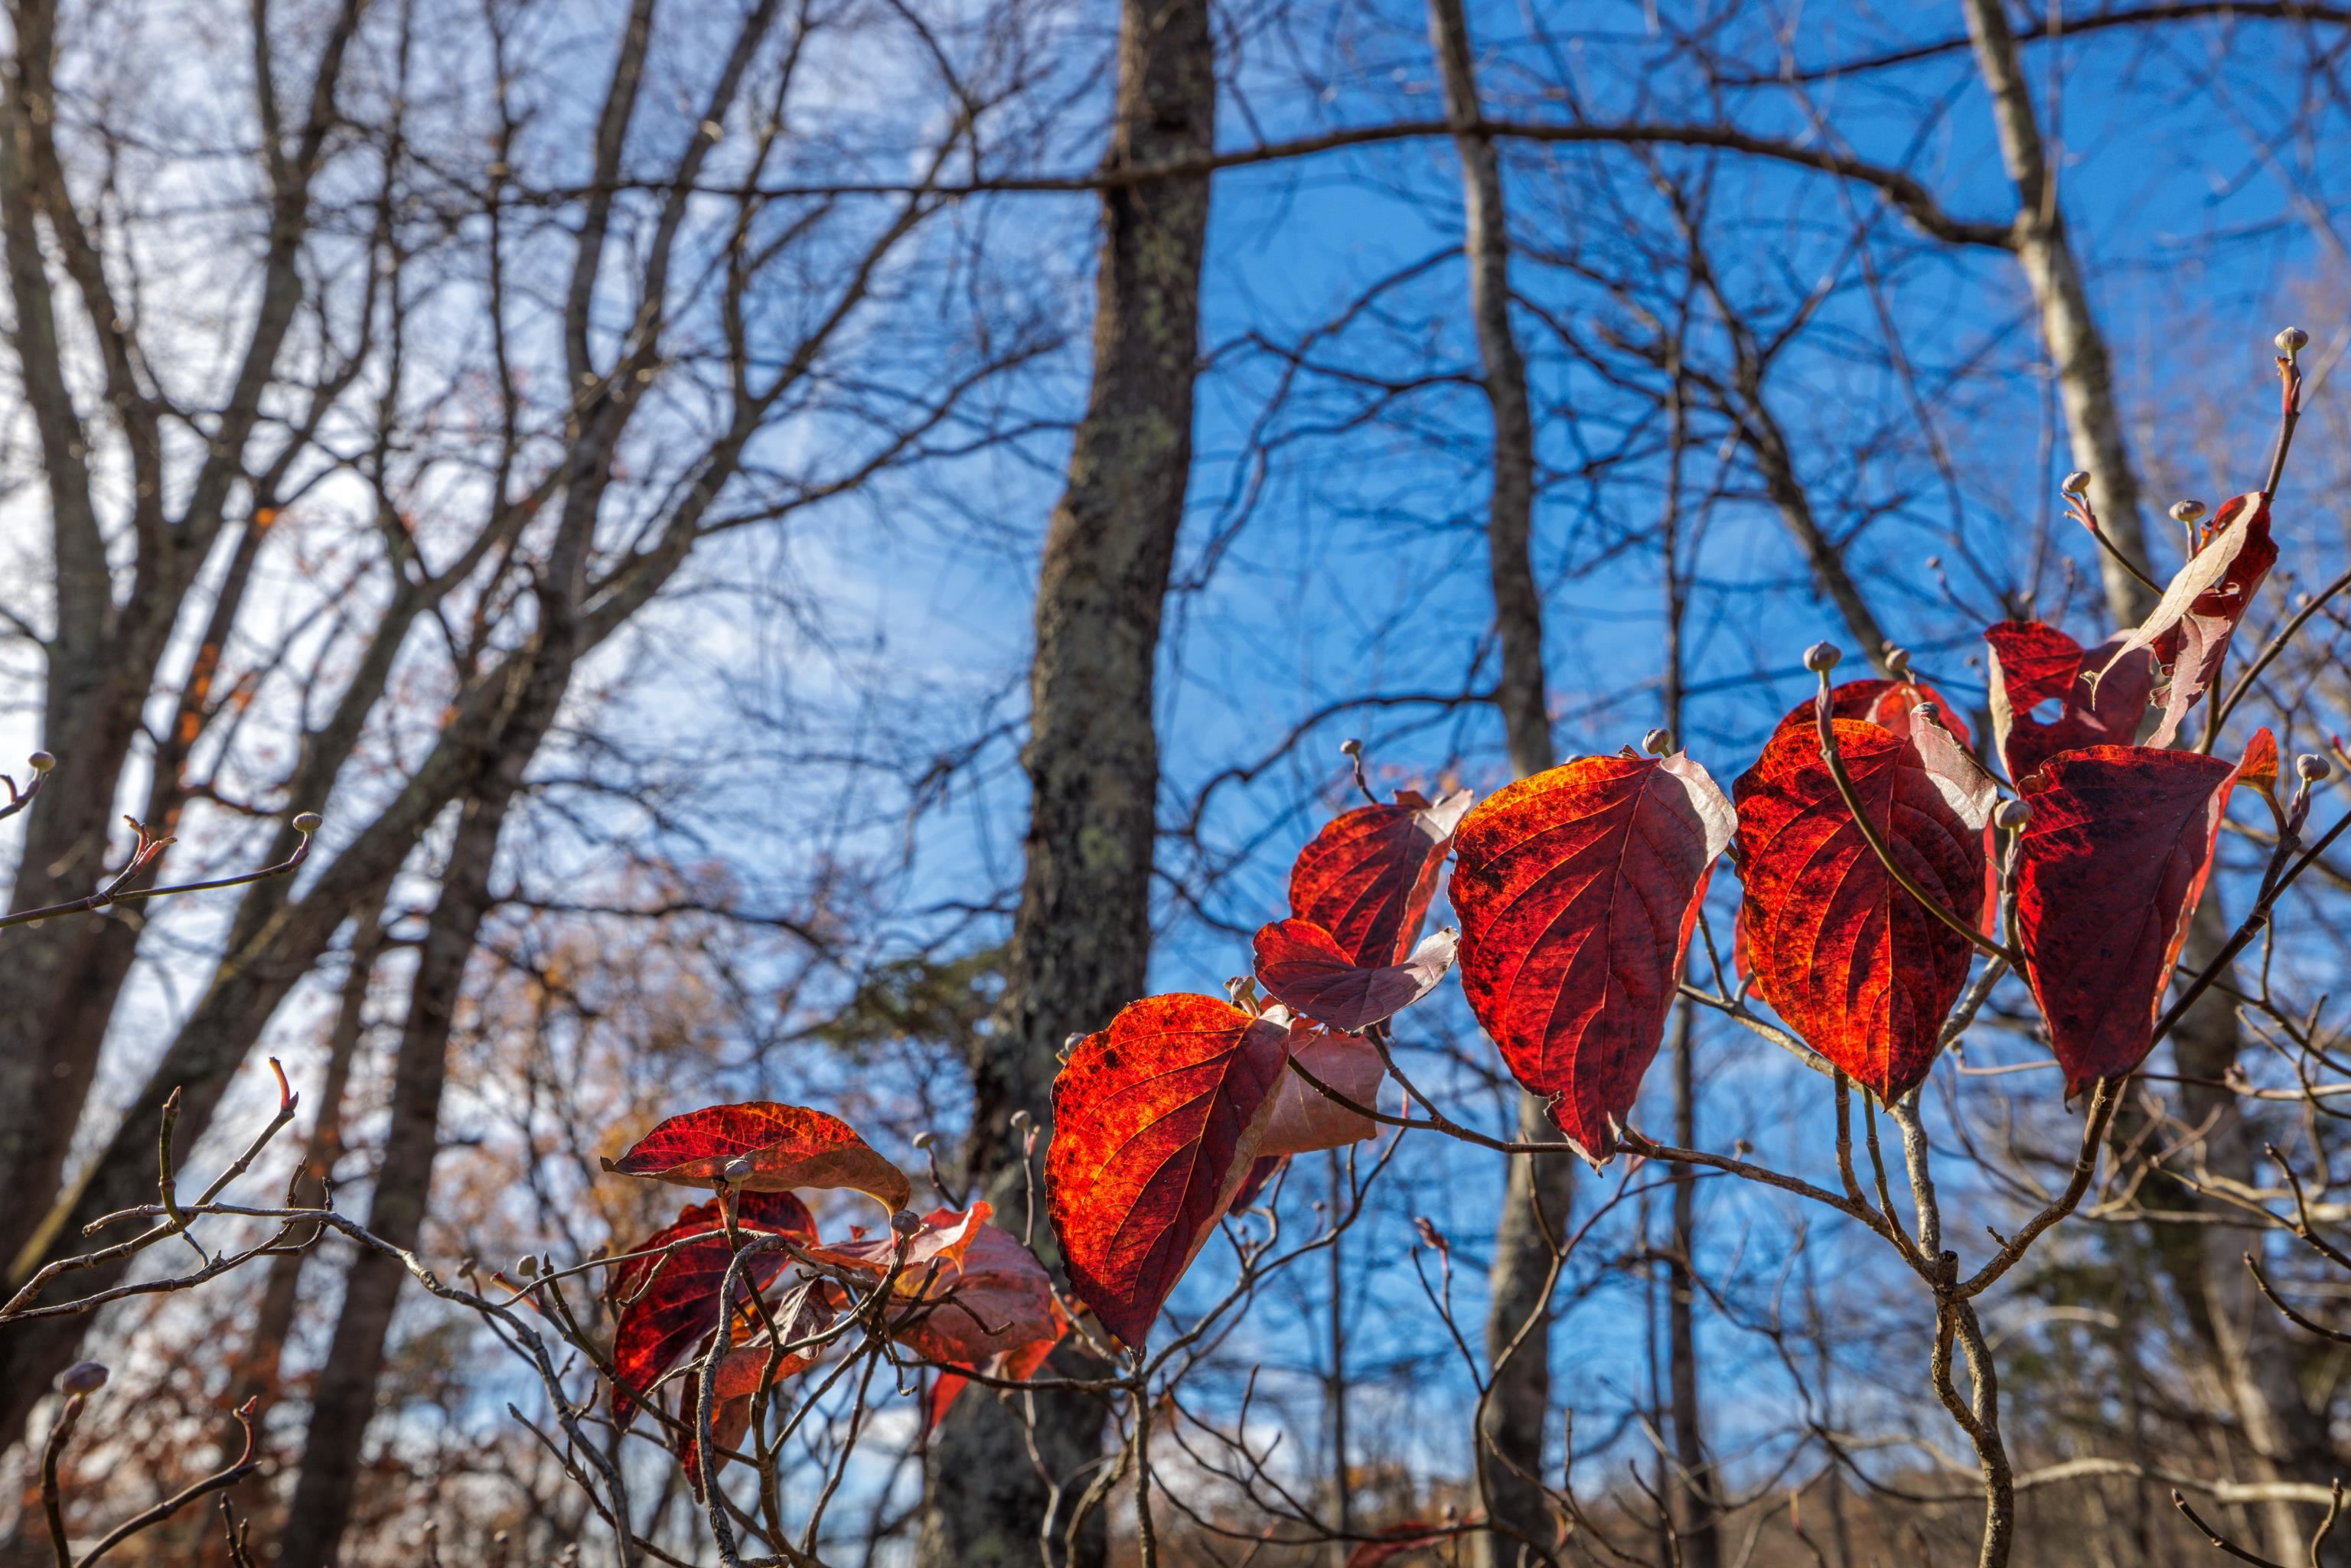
xmin=2278 ymin=325 xmax=2310 ymax=355
xmin=2297 ymin=753 xmax=2333 ymax=783
xmin=2169 ymin=499 xmax=2206 ymax=526
xmin=1883 ymin=647 xmax=1912 ymax=680
xmin=1009 ymin=1109 xmax=1032 ymax=1129
xmin=890 ymin=1209 xmax=923 ymax=1237
xmin=1996 ymin=799 xmax=2034 ymax=832
xmin=1642 ymin=728 xmax=1673 ymax=756
xmin=292 ymin=811 xmax=323 ymax=833
xmin=2061 ymin=471 xmax=2092 ymax=497
xmin=514 ymin=1254 xmax=539 ymax=1279
xmin=1803 ymin=641 xmax=1842 ymax=673
xmin=1339 ymin=738 xmax=1363 ymax=758
xmin=27 ymin=750 xmax=54 ymax=773
xmin=722 ymin=1154 xmax=756 ymax=1183
xmin=911 ymin=1130 xmax=934 ymax=1150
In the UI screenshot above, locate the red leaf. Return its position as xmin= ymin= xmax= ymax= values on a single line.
xmin=1449 ymin=754 xmax=1736 ymax=1159
xmin=1251 ymin=920 xmax=1457 ymax=1032
xmin=1227 ymin=1153 xmax=1286 ymax=1215
xmin=801 ymin=1201 xmax=992 ymax=1280
xmin=2240 ymin=725 xmax=2281 ymax=803
xmin=891 ymin=1222 xmax=1059 ymax=1368
xmin=1345 ymin=1521 xmax=1475 ymax=1566
xmin=603 ymin=1102 xmax=911 ymax=1211
xmin=1289 ymin=788 xmax=1474 ymax=965
xmin=1046 ymin=996 xmax=1291 ymax=1346
xmin=1779 ymin=678 xmax=1973 ymax=749
xmin=1258 ymin=1025 xmax=1387 ymax=1156
xmin=1984 ymin=621 xmax=2154 ymax=781
xmin=2014 ymin=739 xmax=2253 ymax=1094
xmin=1733 ymin=716 xmax=1991 ymax=1098
xmin=926 ymin=1309 xmax=1068 ymax=1431
xmin=605 ymin=1191 xmax=815 ymax=1426
xmin=674 ymin=1281 xmax=833 ymax=1498
xmin=2099 ymin=493 xmax=2277 ymax=747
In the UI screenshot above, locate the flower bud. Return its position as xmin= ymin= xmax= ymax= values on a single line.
xmin=27 ymin=750 xmax=54 ymax=774
xmin=2061 ymin=471 xmax=2092 ymax=497
xmin=1883 ymin=647 xmax=1912 ymax=679
xmin=1339 ymin=738 xmax=1362 ymax=758
xmin=292 ymin=811 xmax=323 ymax=833
xmin=911 ymin=1130 xmax=934 ymax=1150
xmin=514 ymin=1254 xmax=539 ymax=1279
xmin=1803 ymin=641 xmax=1841 ymax=673
xmin=2297 ymin=753 xmax=2332 ymax=783
xmin=58 ymin=1361 xmax=108 ymax=1396
xmin=1009 ymin=1109 xmax=1032 ymax=1129
xmin=2169 ymin=500 xmax=2206 ymax=526
xmin=722 ymin=1154 xmax=756 ymax=1183
xmin=890 ymin=1209 xmax=923 ymax=1237
xmin=2278 ymin=325 xmax=2310 ymax=355
xmin=1996 ymin=799 xmax=2033 ymax=832
xmin=1642 ymin=727 xmax=1673 ymax=756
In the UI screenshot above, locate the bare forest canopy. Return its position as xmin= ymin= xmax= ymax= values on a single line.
xmin=7 ymin=2 xmax=2351 ymax=1566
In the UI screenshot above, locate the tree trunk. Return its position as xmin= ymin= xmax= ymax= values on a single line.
xmin=274 ymin=776 xmax=525 ymax=1568
xmin=1958 ymin=8 xmax=2338 ymax=1554
xmin=1423 ymin=5 xmax=1575 ymax=1560
xmin=1665 ymin=1007 xmax=1720 ymax=1568
xmin=919 ymin=1 xmax=1215 ymax=1563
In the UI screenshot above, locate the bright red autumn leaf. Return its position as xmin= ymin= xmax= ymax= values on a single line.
xmin=2013 ymin=738 xmax=2257 ymax=1094
xmin=1734 ymin=715 xmax=1992 ymax=1099
xmin=1448 ymin=753 xmax=1736 ymax=1159
xmin=605 ymin=1189 xmax=816 ymax=1425
xmin=1250 ymin=919 xmax=1457 ymax=1032
xmin=1046 ymin=995 xmax=1292 ymax=1347
xmin=1289 ymin=787 xmax=1474 ymax=965
xmin=603 ymin=1102 xmax=911 ymax=1211
xmin=2098 ymin=493 xmax=2277 ymax=746
xmin=1768 ymin=678 xmax=1974 ymax=749
xmin=2240 ymin=725 xmax=2281 ymax=804
xmin=801 ymin=1202 xmax=991 ymax=1281
xmin=1983 ymin=619 xmax=2154 ymax=785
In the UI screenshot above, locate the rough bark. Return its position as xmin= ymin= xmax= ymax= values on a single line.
xmin=919 ymin=1 xmax=1215 ymax=1561
xmin=1423 ymin=4 xmax=1575 ymax=1560
xmin=273 ymin=778 xmax=527 ymax=1568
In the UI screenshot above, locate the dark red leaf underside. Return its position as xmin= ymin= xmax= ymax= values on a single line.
xmin=1045 ymin=996 xmax=1291 ymax=1347
xmin=1984 ymin=620 xmax=2154 ymax=782
xmin=1449 ymin=754 xmax=1736 ymax=1158
xmin=606 ymin=1190 xmax=815 ymax=1426
xmin=2014 ymin=742 xmax=2248 ymax=1094
xmin=1250 ymin=918 xmax=1457 ymax=1032
xmin=1733 ymin=719 xmax=1986 ymax=1099
xmin=1288 ymin=789 xmax=1474 ymax=965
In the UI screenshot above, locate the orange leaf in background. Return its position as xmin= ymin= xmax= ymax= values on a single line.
xmin=1046 ymin=996 xmax=1291 ymax=1347
xmin=2014 ymin=738 xmax=2255 ymax=1094
xmin=605 ymin=1189 xmax=815 ymax=1426
xmin=603 ymin=1101 xmax=911 ymax=1211
xmin=1984 ymin=620 xmax=2154 ymax=782
xmin=1734 ymin=716 xmax=1991 ymax=1099
xmin=1289 ymin=788 xmax=1474 ymax=965
xmin=1251 ymin=919 xmax=1457 ymax=1032
xmin=1449 ymin=753 xmax=1735 ymax=1159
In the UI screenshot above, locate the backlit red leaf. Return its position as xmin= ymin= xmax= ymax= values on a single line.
xmin=1251 ymin=920 xmax=1457 ymax=1032
xmin=890 ymin=1222 xmax=1058 ymax=1368
xmin=2014 ymin=739 xmax=2253 ymax=1094
xmin=1290 ymin=788 xmax=1474 ymax=965
xmin=1449 ymin=753 xmax=1736 ymax=1159
xmin=1985 ymin=620 xmax=2154 ymax=781
xmin=1733 ymin=717 xmax=1989 ymax=1098
xmin=1824 ymin=677 xmax=1974 ymax=749
xmin=605 ymin=1190 xmax=816 ymax=1426
xmin=801 ymin=1202 xmax=991 ymax=1281
xmin=2099 ymin=494 xmax=2276 ymax=747
xmin=1046 ymin=996 xmax=1291 ymax=1346
xmin=1227 ymin=1153 xmax=1286 ymax=1215
xmin=603 ymin=1102 xmax=911 ymax=1211
xmin=926 ymin=1308 xmax=1068 ymax=1431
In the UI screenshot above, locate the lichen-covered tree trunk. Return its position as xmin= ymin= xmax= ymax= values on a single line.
xmin=1423 ymin=4 xmax=1574 ymax=1560
xmin=920 ymin=2 xmax=1215 ymax=1562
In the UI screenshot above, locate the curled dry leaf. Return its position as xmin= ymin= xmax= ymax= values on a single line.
xmin=1289 ymin=787 xmax=1473 ymax=965
xmin=2014 ymin=738 xmax=2256 ymax=1094
xmin=603 ymin=1101 xmax=911 ymax=1211
xmin=2098 ymin=493 xmax=2277 ymax=747
xmin=1984 ymin=620 xmax=2154 ymax=782
xmin=605 ymin=1189 xmax=816 ymax=1426
xmin=1449 ymin=753 xmax=1736 ymax=1159
xmin=1250 ymin=919 xmax=1458 ymax=1032
xmin=1734 ymin=718 xmax=1987 ymax=1099
xmin=1046 ymin=995 xmax=1292 ymax=1346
